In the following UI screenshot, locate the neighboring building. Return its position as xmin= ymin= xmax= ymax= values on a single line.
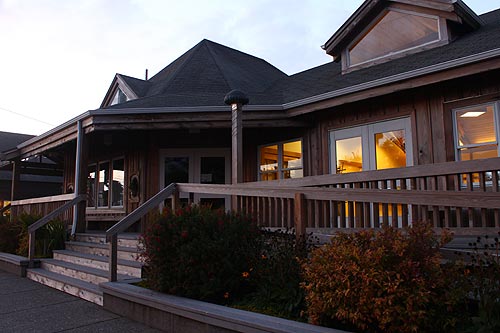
xmin=2 ymin=0 xmax=500 ymax=233
xmin=0 ymin=131 xmax=62 ymax=212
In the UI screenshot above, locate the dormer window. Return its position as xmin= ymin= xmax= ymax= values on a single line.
xmin=110 ymin=88 xmax=128 ymax=106
xmin=346 ymin=9 xmax=443 ymax=70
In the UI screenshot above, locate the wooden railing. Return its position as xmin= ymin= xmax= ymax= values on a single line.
xmin=25 ymin=195 xmax=86 ymax=262
xmin=179 ymin=158 xmax=500 ymax=235
xmin=105 ymin=183 xmax=177 ymax=282
xmin=10 ymin=194 xmax=77 ymax=224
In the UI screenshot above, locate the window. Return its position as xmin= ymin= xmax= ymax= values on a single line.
xmin=87 ymin=158 xmax=125 ymax=209
xmin=259 ymin=139 xmax=303 ymax=181
xmin=454 ymin=103 xmax=499 ymax=161
xmin=110 ymin=88 xmax=128 ymax=106
xmin=330 ymin=118 xmax=412 ymax=173
xmin=348 ymin=9 xmax=440 ymax=68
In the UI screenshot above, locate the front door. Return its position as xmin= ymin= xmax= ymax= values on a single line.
xmin=159 ymin=148 xmax=231 ymax=209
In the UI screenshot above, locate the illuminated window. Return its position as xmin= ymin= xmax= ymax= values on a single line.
xmin=87 ymin=157 xmax=125 ymax=209
xmin=330 ymin=118 xmax=412 ymax=173
xmin=259 ymin=140 xmax=303 ymax=181
xmin=454 ymin=103 xmax=499 ymax=161
xmin=348 ymin=9 xmax=440 ymax=67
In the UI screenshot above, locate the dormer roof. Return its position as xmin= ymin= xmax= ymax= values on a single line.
xmin=323 ymin=0 xmax=483 ymax=72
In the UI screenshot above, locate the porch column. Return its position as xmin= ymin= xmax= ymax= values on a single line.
xmin=71 ymin=120 xmax=88 ymax=235
xmin=224 ymin=90 xmax=249 ymax=211
xmin=10 ymin=158 xmax=21 ymax=202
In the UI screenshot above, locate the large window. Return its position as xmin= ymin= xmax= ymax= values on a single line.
xmin=330 ymin=118 xmax=412 ymax=173
xmin=87 ymin=158 xmax=125 ymax=209
xmin=454 ymin=103 xmax=499 ymax=161
xmin=348 ymin=9 xmax=440 ymax=68
xmin=259 ymin=139 xmax=303 ymax=181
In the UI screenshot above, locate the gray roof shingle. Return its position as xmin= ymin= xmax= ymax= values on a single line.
xmin=0 ymin=131 xmax=34 ymax=154
xmin=105 ymin=8 xmax=500 ymax=110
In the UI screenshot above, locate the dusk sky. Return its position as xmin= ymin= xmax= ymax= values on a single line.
xmin=1 ymin=0 xmax=498 ymax=136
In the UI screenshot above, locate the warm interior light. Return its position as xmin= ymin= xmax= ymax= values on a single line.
xmin=460 ymin=111 xmax=486 ymax=118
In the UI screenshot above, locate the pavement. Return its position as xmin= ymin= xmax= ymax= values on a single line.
xmin=0 ymin=269 xmax=162 ymax=333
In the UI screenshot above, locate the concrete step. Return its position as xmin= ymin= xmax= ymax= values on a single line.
xmin=75 ymin=232 xmax=142 ymax=249
xmin=26 ymin=268 xmax=103 ymax=305
xmin=40 ymin=259 xmax=137 ymax=285
xmin=53 ymin=250 xmax=142 ymax=278
xmin=65 ymin=241 xmax=143 ymax=262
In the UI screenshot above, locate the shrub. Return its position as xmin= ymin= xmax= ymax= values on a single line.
xmin=15 ymin=214 xmax=67 ymax=257
xmin=302 ymin=222 xmax=467 ymax=333
xmin=235 ymin=229 xmax=309 ymax=320
xmin=461 ymin=234 xmax=500 ymax=333
xmin=0 ymin=215 xmax=21 ymax=254
xmin=140 ymin=205 xmax=261 ymax=303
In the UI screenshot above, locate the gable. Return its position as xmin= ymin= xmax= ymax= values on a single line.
xmin=323 ymin=0 xmax=483 ymax=73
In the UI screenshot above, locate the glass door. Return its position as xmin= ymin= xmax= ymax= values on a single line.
xmin=160 ymin=148 xmax=230 ymax=209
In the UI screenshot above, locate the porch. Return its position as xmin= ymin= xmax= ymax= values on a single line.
xmin=9 ymin=156 xmax=500 ymax=238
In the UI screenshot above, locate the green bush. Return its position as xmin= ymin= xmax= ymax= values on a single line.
xmin=302 ymin=222 xmax=467 ymax=333
xmin=140 ymin=205 xmax=261 ymax=303
xmin=234 ymin=229 xmax=309 ymax=320
xmin=461 ymin=234 xmax=500 ymax=333
xmin=0 ymin=215 xmax=21 ymax=254
xmin=15 ymin=214 xmax=67 ymax=258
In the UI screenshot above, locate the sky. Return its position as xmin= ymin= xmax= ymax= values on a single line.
xmin=0 ymin=0 xmax=498 ymax=136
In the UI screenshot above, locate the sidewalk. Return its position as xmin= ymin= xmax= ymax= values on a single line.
xmin=0 ymin=269 xmax=161 ymax=332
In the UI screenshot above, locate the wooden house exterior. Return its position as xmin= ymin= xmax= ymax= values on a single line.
xmin=3 ymin=0 xmax=500 ymax=240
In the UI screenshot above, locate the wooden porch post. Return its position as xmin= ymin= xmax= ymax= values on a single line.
xmin=71 ymin=120 xmax=87 ymax=235
xmin=224 ymin=90 xmax=249 ymax=210
xmin=10 ymin=159 xmax=21 ymax=202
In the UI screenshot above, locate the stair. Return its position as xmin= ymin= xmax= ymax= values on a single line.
xmin=26 ymin=232 xmax=143 ymax=306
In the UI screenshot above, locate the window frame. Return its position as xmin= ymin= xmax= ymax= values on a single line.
xmin=344 ymin=8 xmax=446 ymax=71
xmin=452 ymin=102 xmax=500 ymax=161
xmin=258 ymin=138 xmax=303 ymax=181
xmin=329 ymin=118 xmax=413 ymax=174
xmin=87 ymin=157 xmax=125 ymax=210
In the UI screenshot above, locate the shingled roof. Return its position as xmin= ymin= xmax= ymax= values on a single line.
xmin=0 ymin=131 xmax=34 ymax=154
xmin=104 ymin=7 xmax=500 ymax=111
xmin=106 ymin=39 xmax=287 ymax=108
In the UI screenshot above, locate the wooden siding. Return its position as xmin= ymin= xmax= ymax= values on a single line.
xmin=308 ymin=70 xmax=500 ymax=176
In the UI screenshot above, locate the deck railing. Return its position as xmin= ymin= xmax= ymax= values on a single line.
xmin=179 ymin=158 xmax=500 ymax=235
xmin=10 ymin=194 xmax=77 ymax=224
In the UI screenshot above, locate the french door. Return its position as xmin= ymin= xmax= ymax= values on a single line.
xmin=159 ymin=148 xmax=231 ymax=209
xmin=328 ymin=118 xmax=413 ymax=227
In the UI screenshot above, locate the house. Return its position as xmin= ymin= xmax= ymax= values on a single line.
xmin=2 ymin=0 xmax=500 ymax=235
xmin=0 ymin=131 xmax=62 ymax=215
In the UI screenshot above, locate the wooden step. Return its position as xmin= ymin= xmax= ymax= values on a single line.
xmin=75 ymin=232 xmax=142 ymax=249
xmin=40 ymin=259 xmax=137 ymax=285
xmin=65 ymin=241 xmax=143 ymax=262
xmin=26 ymin=268 xmax=103 ymax=305
xmin=53 ymin=250 xmax=142 ymax=278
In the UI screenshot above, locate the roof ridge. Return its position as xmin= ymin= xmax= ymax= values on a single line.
xmin=203 ymin=40 xmax=232 ymax=91
xmin=146 ymin=41 xmax=206 ymax=96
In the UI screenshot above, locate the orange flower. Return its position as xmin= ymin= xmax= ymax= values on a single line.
xmin=242 ymin=271 xmax=250 ymax=278
xmin=261 ymin=255 xmax=267 ymax=260
xmin=223 ymin=292 xmax=230 ymax=299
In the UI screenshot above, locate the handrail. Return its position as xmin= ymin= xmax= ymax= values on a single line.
xmin=0 ymin=203 xmax=11 ymax=216
xmin=239 ymin=157 xmax=500 ymax=188
xmin=105 ymin=183 xmax=177 ymax=281
xmin=105 ymin=183 xmax=177 ymax=241
xmin=11 ymin=193 xmax=76 ymax=207
xmin=27 ymin=194 xmax=85 ymax=262
xmin=177 ymin=183 xmax=500 ymax=209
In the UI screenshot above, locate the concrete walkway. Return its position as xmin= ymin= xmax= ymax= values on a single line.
xmin=0 ymin=269 xmax=161 ymax=333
